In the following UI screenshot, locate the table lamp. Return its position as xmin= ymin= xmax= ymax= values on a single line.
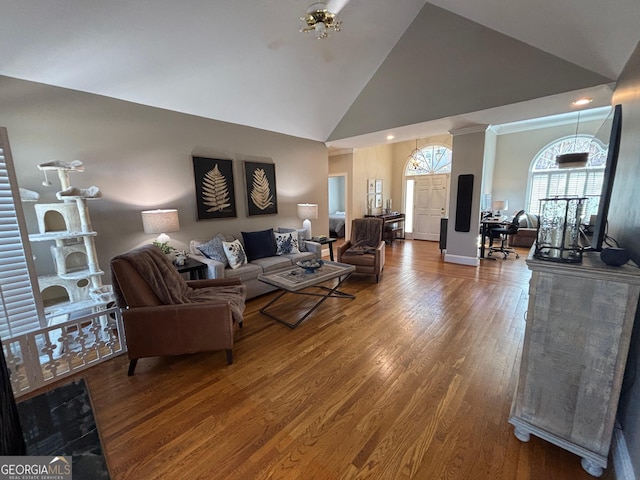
xmin=142 ymin=209 xmax=180 ymax=248
xmin=492 ymin=200 xmax=508 ymax=217
xmin=297 ymin=203 xmax=318 ymax=240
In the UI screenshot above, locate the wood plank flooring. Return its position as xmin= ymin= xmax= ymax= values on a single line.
xmin=22 ymin=240 xmax=616 ymax=479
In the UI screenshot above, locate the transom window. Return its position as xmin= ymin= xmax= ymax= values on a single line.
xmin=405 ymin=145 xmax=452 ymax=176
xmin=527 ymin=135 xmax=607 ymax=217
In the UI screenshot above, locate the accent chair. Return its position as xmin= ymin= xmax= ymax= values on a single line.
xmin=337 ymin=217 xmax=385 ymax=282
xmin=110 ymin=244 xmax=246 ymax=375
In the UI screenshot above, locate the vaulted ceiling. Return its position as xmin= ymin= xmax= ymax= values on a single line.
xmin=1 ymin=1 xmax=639 ymax=148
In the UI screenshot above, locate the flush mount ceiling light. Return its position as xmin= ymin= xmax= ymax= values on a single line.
xmin=300 ymin=2 xmax=341 ymax=39
xmin=572 ymin=98 xmax=593 ymax=106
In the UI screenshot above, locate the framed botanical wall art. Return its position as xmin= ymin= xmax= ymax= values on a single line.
xmin=192 ymin=156 xmax=237 ymax=219
xmin=375 ymin=179 xmax=383 ymax=193
xmin=367 ymin=179 xmax=375 ymax=194
xmin=244 ymin=161 xmax=278 ymax=216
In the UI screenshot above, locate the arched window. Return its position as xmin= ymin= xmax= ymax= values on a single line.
xmin=403 ymin=144 xmax=452 ymax=234
xmin=405 ymin=145 xmax=452 ymax=176
xmin=527 ymin=135 xmax=607 ymax=216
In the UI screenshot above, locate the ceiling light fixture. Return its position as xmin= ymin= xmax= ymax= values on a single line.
xmin=409 ymin=139 xmax=426 ymax=170
xmin=300 ymin=2 xmax=341 ymax=39
xmin=386 ymin=134 xmax=395 ymax=140
xmin=556 ymin=110 xmax=589 ymax=168
xmin=572 ymin=98 xmax=593 ymax=106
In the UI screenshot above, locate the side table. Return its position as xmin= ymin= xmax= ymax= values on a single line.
xmin=175 ymin=257 xmax=208 ymax=280
xmin=313 ymin=237 xmax=337 ymax=261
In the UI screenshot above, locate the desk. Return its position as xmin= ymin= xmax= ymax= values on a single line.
xmin=175 ymin=257 xmax=208 ymax=280
xmin=365 ymin=213 xmax=405 ymax=243
xmin=480 ymin=217 xmax=506 ymax=258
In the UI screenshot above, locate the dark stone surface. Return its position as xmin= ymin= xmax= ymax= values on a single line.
xmin=17 ymin=378 xmax=110 ymax=480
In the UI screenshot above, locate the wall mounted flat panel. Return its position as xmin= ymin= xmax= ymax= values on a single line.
xmin=455 ymin=174 xmax=474 ymax=232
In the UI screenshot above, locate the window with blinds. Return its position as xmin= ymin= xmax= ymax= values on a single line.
xmin=527 ymin=135 xmax=607 ymax=216
xmin=0 ymin=128 xmax=42 ymax=340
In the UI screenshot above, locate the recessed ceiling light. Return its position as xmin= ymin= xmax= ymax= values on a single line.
xmin=386 ymin=134 xmax=395 ymax=140
xmin=572 ymin=98 xmax=593 ymax=106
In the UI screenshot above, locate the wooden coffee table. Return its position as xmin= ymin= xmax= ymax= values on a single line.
xmin=258 ymin=261 xmax=356 ymax=328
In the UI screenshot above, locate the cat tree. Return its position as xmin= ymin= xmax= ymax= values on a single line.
xmin=26 ymin=160 xmax=113 ymax=335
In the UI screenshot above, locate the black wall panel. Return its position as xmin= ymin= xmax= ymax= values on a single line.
xmin=455 ymin=174 xmax=474 ymax=232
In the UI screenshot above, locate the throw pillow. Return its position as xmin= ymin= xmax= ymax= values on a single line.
xmin=277 ymin=227 xmax=308 ymax=252
xmin=274 ymin=231 xmax=300 ymax=255
xmin=222 ymin=239 xmax=248 ymax=270
xmin=196 ymin=233 xmax=228 ymax=266
xmin=241 ymin=229 xmax=277 ymax=261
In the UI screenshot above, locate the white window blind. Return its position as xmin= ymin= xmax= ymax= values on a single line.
xmin=527 ymin=135 xmax=607 ymax=216
xmin=528 ymin=175 xmax=548 ymax=215
xmin=566 ymin=171 xmax=587 ymax=196
xmin=585 ymin=171 xmax=604 ymax=196
xmin=0 ymin=128 xmax=41 ymax=340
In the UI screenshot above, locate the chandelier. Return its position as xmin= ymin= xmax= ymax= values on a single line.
xmin=409 ymin=139 xmax=426 ymax=170
xmin=556 ymin=110 xmax=589 ymax=169
xmin=300 ymin=2 xmax=341 ymax=39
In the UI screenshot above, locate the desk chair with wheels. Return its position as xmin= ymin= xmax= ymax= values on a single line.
xmin=488 ymin=210 xmax=526 ymax=260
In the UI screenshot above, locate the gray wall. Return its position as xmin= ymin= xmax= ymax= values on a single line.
xmin=444 ymin=126 xmax=487 ymax=265
xmin=491 ymin=118 xmax=604 ymax=213
xmin=328 ymin=3 xmax=611 ymax=141
xmin=610 ymin=41 xmax=640 ymax=478
xmin=0 ymin=75 xmax=329 ymax=282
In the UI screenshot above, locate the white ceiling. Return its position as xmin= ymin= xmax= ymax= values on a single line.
xmin=1 ymin=0 xmax=639 ymax=147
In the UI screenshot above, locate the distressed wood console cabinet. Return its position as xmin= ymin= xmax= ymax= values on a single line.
xmin=510 ymin=251 xmax=640 ymax=477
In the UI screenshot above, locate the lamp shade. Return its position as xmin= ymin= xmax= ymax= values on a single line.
xmin=492 ymin=200 xmax=508 ymax=212
xmin=297 ymin=203 xmax=318 ymax=220
xmin=297 ymin=203 xmax=318 ymax=240
xmin=141 ymin=209 xmax=180 ymax=236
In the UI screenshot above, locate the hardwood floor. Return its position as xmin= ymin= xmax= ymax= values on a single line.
xmin=23 ymin=240 xmax=616 ymax=479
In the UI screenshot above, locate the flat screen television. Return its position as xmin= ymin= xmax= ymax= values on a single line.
xmin=589 ymin=104 xmax=622 ymax=251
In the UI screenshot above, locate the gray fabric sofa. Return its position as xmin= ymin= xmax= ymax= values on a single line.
xmin=189 ymin=227 xmax=321 ymax=299
xmin=508 ymin=212 xmax=538 ymax=248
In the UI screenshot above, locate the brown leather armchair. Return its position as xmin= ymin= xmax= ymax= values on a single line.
xmin=337 ymin=217 xmax=385 ymax=282
xmin=110 ymin=245 xmax=246 ymax=375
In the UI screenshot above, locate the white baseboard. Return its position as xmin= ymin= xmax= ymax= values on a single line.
xmin=444 ymin=254 xmax=479 ymax=266
xmin=612 ymin=426 xmax=636 ymax=480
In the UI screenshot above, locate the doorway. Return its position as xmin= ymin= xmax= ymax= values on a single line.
xmin=408 ymin=174 xmax=450 ymax=241
xmin=328 ymin=173 xmax=348 ymax=240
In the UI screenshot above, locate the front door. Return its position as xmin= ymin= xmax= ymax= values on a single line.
xmin=413 ymin=174 xmax=449 ymax=241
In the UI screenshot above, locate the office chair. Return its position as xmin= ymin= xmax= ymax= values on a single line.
xmin=488 ymin=210 xmax=526 ymax=260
